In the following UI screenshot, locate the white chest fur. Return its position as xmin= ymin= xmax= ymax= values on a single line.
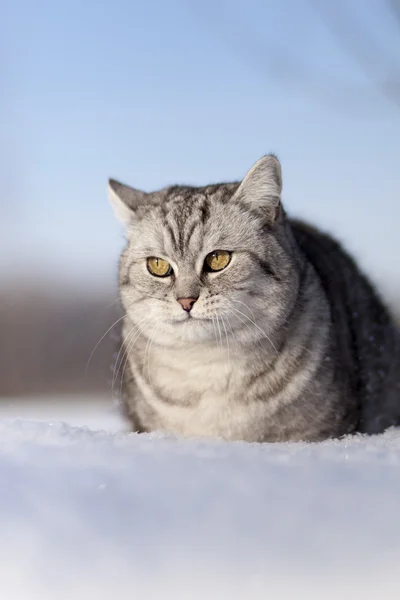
xmin=131 ymin=343 xmax=271 ymax=442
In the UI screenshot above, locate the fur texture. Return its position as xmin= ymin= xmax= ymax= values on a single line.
xmin=109 ymin=155 xmax=400 ymax=442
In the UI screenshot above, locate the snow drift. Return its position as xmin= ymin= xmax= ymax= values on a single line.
xmin=0 ymin=417 xmax=399 ymax=600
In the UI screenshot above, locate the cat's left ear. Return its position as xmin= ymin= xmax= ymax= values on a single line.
xmin=234 ymin=154 xmax=282 ymax=223
xmin=108 ymin=179 xmax=148 ymax=226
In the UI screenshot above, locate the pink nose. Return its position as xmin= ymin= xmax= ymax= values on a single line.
xmin=177 ymin=297 xmax=198 ymax=312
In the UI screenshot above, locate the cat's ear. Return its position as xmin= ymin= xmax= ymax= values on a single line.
xmin=108 ymin=179 xmax=148 ymax=225
xmin=235 ymin=155 xmax=282 ymax=222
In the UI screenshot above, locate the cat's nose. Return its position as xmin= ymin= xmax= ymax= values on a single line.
xmin=177 ymin=297 xmax=198 ymax=312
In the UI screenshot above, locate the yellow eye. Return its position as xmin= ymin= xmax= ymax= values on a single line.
xmin=147 ymin=257 xmax=172 ymax=277
xmin=205 ymin=250 xmax=231 ymax=272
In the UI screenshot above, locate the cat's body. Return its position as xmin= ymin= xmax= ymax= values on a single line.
xmin=109 ymin=156 xmax=400 ymax=442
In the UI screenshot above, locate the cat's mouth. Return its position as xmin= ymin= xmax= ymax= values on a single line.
xmin=172 ymin=314 xmax=212 ymax=324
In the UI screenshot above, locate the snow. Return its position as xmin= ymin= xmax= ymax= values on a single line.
xmin=0 ymin=397 xmax=400 ymax=600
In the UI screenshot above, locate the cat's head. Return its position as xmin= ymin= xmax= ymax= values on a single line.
xmin=109 ymin=155 xmax=301 ymax=347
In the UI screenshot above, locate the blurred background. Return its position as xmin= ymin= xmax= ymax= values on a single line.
xmin=1 ymin=0 xmax=400 ymax=419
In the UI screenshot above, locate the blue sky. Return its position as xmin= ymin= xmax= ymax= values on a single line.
xmin=2 ymin=0 xmax=400 ymax=298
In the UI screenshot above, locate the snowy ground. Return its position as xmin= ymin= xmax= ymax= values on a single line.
xmin=0 ymin=396 xmax=399 ymax=600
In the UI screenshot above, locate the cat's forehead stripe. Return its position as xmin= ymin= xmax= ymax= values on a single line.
xmin=157 ymin=182 xmax=241 ymax=255
xmin=162 ymin=193 xmax=210 ymax=254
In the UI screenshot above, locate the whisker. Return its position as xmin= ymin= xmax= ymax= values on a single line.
xmin=221 ymin=316 xmax=230 ymax=370
xmin=112 ymin=323 xmax=139 ymax=390
xmin=116 ymin=326 xmax=146 ymax=400
xmin=230 ymin=307 xmax=279 ymax=355
xmin=216 ymin=314 xmax=224 ymax=354
xmin=144 ymin=318 xmax=162 ymax=395
xmin=225 ymin=308 xmax=265 ymax=353
xmin=211 ymin=316 xmax=219 ymax=347
xmin=85 ymin=312 xmax=128 ymax=374
xmin=112 ymin=313 xmax=154 ymax=384
xmin=224 ymin=316 xmax=240 ymax=351
xmin=112 ymin=315 xmax=153 ymax=395
xmin=231 ymin=298 xmax=258 ymax=323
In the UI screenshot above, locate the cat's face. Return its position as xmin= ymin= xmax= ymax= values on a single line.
xmin=110 ymin=156 xmax=300 ymax=347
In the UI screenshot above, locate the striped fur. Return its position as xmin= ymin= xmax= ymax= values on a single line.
xmin=109 ymin=155 xmax=400 ymax=442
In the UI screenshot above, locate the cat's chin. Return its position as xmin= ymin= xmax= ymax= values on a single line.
xmin=168 ymin=315 xmax=217 ymax=342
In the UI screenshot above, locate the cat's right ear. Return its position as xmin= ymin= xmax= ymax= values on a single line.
xmin=108 ymin=179 xmax=148 ymax=226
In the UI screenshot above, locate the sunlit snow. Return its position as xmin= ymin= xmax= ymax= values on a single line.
xmin=0 ymin=397 xmax=399 ymax=600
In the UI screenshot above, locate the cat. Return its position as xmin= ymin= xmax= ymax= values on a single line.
xmin=108 ymin=155 xmax=400 ymax=442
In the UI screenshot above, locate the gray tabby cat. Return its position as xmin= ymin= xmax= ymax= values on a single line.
xmin=109 ymin=155 xmax=400 ymax=442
